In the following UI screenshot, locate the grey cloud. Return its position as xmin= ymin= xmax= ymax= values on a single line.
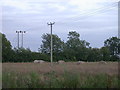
xmin=2 ymin=0 xmax=118 ymax=51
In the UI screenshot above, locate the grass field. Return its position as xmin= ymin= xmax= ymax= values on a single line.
xmin=2 ymin=62 xmax=119 ymax=88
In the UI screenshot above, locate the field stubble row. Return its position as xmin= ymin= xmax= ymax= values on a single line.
xmin=2 ymin=62 xmax=118 ymax=75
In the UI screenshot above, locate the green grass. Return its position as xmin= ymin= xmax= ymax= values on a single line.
xmin=2 ymin=71 xmax=119 ymax=88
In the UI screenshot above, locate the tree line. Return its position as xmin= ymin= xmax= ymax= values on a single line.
xmin=1 ymin=31 xmax=120 ymax=62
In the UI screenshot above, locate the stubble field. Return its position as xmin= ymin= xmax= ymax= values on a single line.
xmin=2 ymin=62 xmax=120 ymax=88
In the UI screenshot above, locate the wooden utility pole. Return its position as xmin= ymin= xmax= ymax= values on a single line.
xmin=47 ymin=22 xmax=55 ymax=65
xmin=16 ymin=31 xmax=20 ymax=49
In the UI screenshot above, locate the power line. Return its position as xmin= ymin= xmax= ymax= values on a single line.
xmin=57 ymin=2 xmax=117 ymax=23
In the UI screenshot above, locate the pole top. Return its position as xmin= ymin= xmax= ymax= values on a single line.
xmin=16 ymin=31 xmax=26 ymax=33
xmin=47 ymin=22 xmax=55 ymax=25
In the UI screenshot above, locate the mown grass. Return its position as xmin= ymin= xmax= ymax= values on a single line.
xmin=2 ymin=71 xmax=120 ymax=88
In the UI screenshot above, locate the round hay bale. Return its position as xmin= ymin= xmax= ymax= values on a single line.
xmin=34 ymin=60 xmax=45 ymax=63
xmin=34 ymin=60 xmax=39 ymax=63
xmin=58 ymin=60 xmax=65 ymax=64
xmin=39 ymin=60 xmax=45 ymax=63
xmin=99 ymin=61 xmax=107 ymax=64
xmin=76 ymin=61 xmax=85 ymax=65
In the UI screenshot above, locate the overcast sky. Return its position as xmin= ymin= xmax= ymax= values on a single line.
xmin=2 ymin=0 xmax=119 ymax=51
